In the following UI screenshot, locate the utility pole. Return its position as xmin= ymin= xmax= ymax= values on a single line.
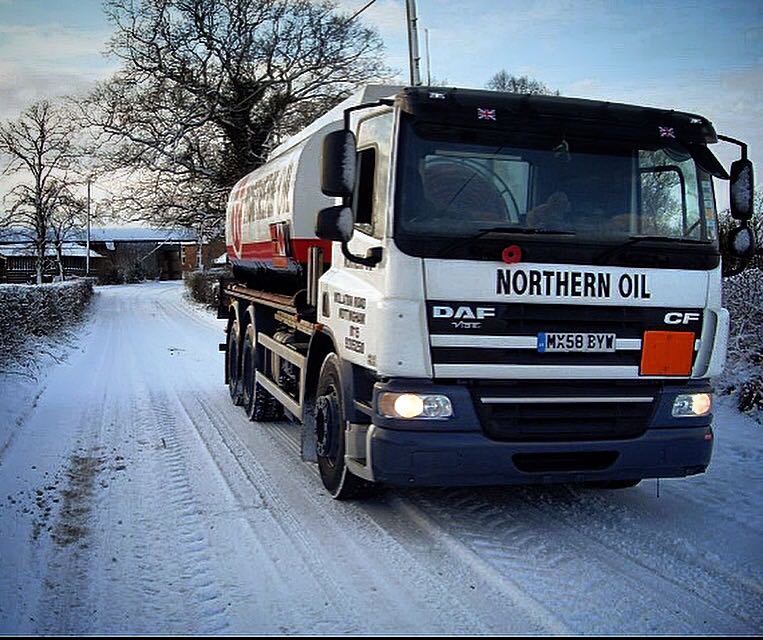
xmin=405 ymin=0 xmax=422 ymax=86
xmin=425 ymin=27 xmax=432 ymax=86
xmin=86 ymin=178 xmax=91 ymax=277
xmin=197 ymin=223 xmax=204 ymax=271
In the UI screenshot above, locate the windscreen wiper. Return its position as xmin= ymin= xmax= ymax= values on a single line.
xmin=436 ymin=226 xmax=576 ymax=258
xmin=594 ymin=235 xmax=712 ymax=265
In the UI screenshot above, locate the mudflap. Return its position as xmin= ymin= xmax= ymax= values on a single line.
xmin=301 ymin=404 xmax=318 ymax=463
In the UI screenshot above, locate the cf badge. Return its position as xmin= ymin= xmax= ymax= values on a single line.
xmin=664 ymin=312 xmax=701 ymax=325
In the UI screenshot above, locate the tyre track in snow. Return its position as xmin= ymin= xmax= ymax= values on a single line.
xmin=168 ymin=372 xmax=536 ymax=633
xmin=147 ymin=285 xmax=556 ymax=633
xmin=34 ymin=301 xmax=120 ymax=634
xmin=152 ymin=390 xmax=356 ymax=633
xmin=262 ymin=418 xmax=571 ymax=635
xmin=260 ymin=413 xmax=761 ymax=634
xmin=524 ymin=483 xmax=763 ymax=626
xmin=125 ymin=290 xmax=242 ymax=633
xmin=398 ymin=486 xmax=759 ymax=634
xmin=11 ymin=283 xmax=760 ymax=634
xmin=32 ymin=289 xmax=179 ymax=634
xmin=87 ymin=294 xmax=193 ymax=634
xmin=152 ymin=281 xmax=762 ymax=634
xmin=173 ymin=396 xmax=385 ymax=634
xmin=141 ymin=389 xmax=230 ymax=634
xmin=146 ymin=285 xmax=379 ymax=633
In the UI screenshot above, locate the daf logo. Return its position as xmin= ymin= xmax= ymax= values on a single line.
xmin=664 ymin=311 xmax=701 ymax=325
xmin=433 ymin=305 xmax=496 ymax=320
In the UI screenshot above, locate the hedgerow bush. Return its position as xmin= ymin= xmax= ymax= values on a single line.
xmin=718 ymin=267 xmax=763 ymax=414
xmin=0 ymin=279 xmax=95 ymax=373
xmin=184 ymin=267 xmax=229 ymax=309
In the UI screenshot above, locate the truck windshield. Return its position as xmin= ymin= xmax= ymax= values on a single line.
xmin=394 ymin=119 xmax=720 ymax=268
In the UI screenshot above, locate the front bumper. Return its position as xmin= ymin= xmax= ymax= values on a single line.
xmin=368 ymin=423 xmax=712 ymax=486
xmin=362 ymin=379 xmax=714 ymax=487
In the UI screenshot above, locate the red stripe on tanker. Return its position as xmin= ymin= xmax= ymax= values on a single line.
xmin=227 ymin=239 xmax=333 ymax=264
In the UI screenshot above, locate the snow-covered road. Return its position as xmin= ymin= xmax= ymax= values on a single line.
xmin=1 ymin=282 xmax=761 ymax=634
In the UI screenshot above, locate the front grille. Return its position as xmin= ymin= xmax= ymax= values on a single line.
xmin=432 ymin=346 xmax=641 ymax=366
xmin=427 ymin=302 xmax=703 ymax=372
xmin=471 ymin=382 xmax=658 ymax=443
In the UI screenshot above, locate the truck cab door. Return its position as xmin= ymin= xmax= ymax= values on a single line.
xmin=319 ymin=109 xmax=394 ymax=371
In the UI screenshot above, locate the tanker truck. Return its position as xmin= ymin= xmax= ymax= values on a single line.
xmin=220 ymin=84 xmax=756 ymax=499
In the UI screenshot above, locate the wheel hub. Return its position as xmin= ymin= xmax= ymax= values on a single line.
xmin=315 ymin=392 xmax=340 ymax=460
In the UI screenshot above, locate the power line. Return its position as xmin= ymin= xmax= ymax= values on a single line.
xmin=347 ymin=0 xmax=379 ymax=24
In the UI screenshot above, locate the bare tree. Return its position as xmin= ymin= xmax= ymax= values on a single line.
xmin=0 ymin=101 xmax=81 ymax=283
xmin=49 ymin=184 xmax=87 ymax=280
xmin=81 ymin=0 xmax=392 ymax=232
xmin=487 ymin=70 xmax=559 ymax=96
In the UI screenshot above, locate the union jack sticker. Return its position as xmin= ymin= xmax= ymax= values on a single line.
xmin=478 ymin=107 xmax=497 ymax=121
xmin=659 ymin=126 xmax=676 ymax=138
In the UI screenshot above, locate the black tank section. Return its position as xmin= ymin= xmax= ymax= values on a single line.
xmin=231 ymin=259 xmax=304 ymax=296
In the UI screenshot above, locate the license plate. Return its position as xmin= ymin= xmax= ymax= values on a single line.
xmin=537 ymin=332 xmax=616 ymax=353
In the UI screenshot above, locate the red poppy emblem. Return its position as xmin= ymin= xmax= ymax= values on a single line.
xmin=501 ymin=244 xmax=522 ymax=264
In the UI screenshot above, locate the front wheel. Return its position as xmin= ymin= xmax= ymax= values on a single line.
xmin=315 ymin=353 xmax=374 ymax=500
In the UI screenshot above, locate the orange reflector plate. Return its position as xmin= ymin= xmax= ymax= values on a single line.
xmin=640 ymin=331 xmax=695 ymax=376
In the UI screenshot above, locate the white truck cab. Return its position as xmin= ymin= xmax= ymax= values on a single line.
xmin=222 ymin=85 xmax=756 ymax=498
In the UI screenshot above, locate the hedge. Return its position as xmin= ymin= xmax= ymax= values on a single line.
xmin=0 ymin=278 xmax=95 ymax=369
xmin=720 ymin=267 xmax=763 ymax=413
xmin=184 ymin=268 xmax=229 ymax=309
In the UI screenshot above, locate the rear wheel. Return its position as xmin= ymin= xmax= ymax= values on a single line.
xmin=315 ymin=353 xmax=374 ymax=500
xmin=226 ymin=318 xmax=243 ymax=406
xmin=241 ymin=317 xmax=281 ymax=421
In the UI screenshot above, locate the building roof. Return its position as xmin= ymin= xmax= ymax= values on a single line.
xmin=81 ymin=227 xmax=198 ymax=243
xmin=0 ymin=228 xmax=35 ymax=243
xmin=0 ymin=226 xmax=198 ymax=244
xmin=0 ymin=243 xmax=103 ymax=259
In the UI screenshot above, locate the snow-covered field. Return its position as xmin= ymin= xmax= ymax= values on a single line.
xmin=1 ymin=281 xmax=761 ymax=634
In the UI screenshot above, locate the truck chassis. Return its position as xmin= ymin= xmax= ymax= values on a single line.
xmin=221 ymin=271 xmax=378 ymax=498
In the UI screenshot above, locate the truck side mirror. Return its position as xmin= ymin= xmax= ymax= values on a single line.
xmin=315 ymin=204 xmax=383 ymax=267
xmin=727 ymin=224 xmax=755 ymax=260
xmin=315 ymin=205 xmax=353 ymax=242
xmin=321 ymin=130 xmax=357 ymax=198
xmin=729 ymin=158 xmax=754 ymax=220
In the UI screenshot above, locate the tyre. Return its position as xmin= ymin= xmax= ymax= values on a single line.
xmin=226 ymin=317 xmax=243 ymax=406
xmin=241 ymin=317 xmax=281 ymax=421
xmin=315 ymin=353 xmax=374 ymax=500
xmin=583 ymin=479 xmax=642 ymax=489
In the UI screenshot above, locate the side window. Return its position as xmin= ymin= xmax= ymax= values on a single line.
xmin=640 ymin=166 xmax=686 ymax=236
xmin=354 ymin=111 xmax=393 ymax=239
xmin=638 ymin=149 xmax=702 ymax=239
xmin=354 ymin=148 xmax=376 ymax=229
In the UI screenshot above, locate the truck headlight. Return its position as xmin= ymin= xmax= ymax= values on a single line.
xmin=378 ymin=393 xmax=453 ymax=420
xmin=672 ymin=393 xmax=712 ymax=417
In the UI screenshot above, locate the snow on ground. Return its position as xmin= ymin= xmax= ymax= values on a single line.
xmin=0 ymin=281 xmax=761 ymax=634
